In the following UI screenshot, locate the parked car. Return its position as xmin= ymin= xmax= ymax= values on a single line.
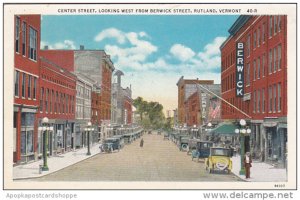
xmin=178 ymin=136 xmax=190 ymax=151
xmin=123 ymin=133 xmax=133 ymax=144
xmin=103 ymin=137 xmax=122 ymax=152
xmin=205 ymin=147 xmax=233 ymax=174
xmin=112 ymin=135 xmax=125 ymax=148
xmin=187 ymin=138 xmax=202 ymax=155
xmin=191 ymin=141 xmax=214 ymax=161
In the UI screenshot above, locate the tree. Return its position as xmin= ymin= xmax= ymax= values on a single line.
xmin=133 ymin=97 xmax=166 ymax=129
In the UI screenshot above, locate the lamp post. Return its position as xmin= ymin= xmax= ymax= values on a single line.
xmin=235 ymin=119 xmax=251 ymax=175
xmin=38 ymin=117 xmax=53 ymax=171
xmin=85 ymin=122 xmax=94 ymax=156
xmin=191 ymin=124 xmax=198 ymax=138
xmin=205 ymin=122 xmax=212 ymax=141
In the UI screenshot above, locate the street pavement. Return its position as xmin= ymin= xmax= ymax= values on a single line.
xmin=14 ymin=133 xmax=286 ymax=182
xmin=16 ymin=133 xmax=240 ymax=182
xmin=231 ymin=154 xmax=287 ymax=182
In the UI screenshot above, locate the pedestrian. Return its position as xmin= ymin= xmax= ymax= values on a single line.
xmin=244 ymin=152 xmax=252 ymax=179
xmin=140 ymin=138 xmax=144 ymax=148
xmin=99 ymin=143 xmax=103 ymax=153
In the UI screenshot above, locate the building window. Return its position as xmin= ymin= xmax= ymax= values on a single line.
xmin=253 ymin=60 xmax=256 ymax=81
xmin=274 ymin=47 xmax=277 ymax=72
xmin=246 ymin=62 xmax=250 ymax=86
xmin=257 ymin=27 xmax=261 ymax=47
xmin=29 ymin=27 xmax=37 ymax=61
xmin=22 ymin=73 xmax=26 ymax=98
xmin=27 ymin=75 xmax=31 ymax=99
xmin=40 ymin=87 xmax=44 ymax=112
xmin=22 ymin=21 xmax=26 ymax=56
xmin=269 ymin=49 xmax=272 ymax=74
xmin=262 ymin=88 xmax=265 ymax=113
xmin=278 ymin=16 xmax=282 ymax=32
xmin=274 ymin=16 xmax=277 ymax=34
xmin=66 ymin=94 xmax=69 ymax=113
xmin=269 ymin=86 xmax=272 ymax=113
xmin=262 ymin=53 xmax=266 ymax=77
xmin=253 ymin=90 xmax=256 ymax=113
xmin=257 ymin=57 xmax=261 ymax=79
xmin=278 ymin=44 xmax=282 ymax=70
xmin=247 ymin=34 xmax=251 ymax=57
xmin=273 ymin=85 xmax=277 ymax=112
xmin=33 ymin=77 xmax=37 ymax=99
xmin=278 ymin=83 xmax=281 ymax=112
xmin=257 ymin=90 xmax=260 ymax=113
xmin=262 ymin=22 xmax=266 ymax=42
xmin=45 ymin=89 xmax=49 ymax=113
xmin=253 ymin=30 xmax=257 ymax=49
xmin=14 ymin=71 xmax=20 ymax=97
xmin=15 ymin=17 xmax=20 ymax=53
xmin=269 ymin=16 xmax=273 ymax=37
xmin=49 ymin=89 xmax=52 ymax=113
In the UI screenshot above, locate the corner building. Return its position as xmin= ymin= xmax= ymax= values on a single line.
xmin=220 ymin=15 xmax=287 ymax=167
xmin=13 ymin=15 xmax=41 ymax=164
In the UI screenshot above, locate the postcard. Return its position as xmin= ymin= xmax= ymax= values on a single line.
xmin=3 ymin=3 xmax=297 ymax=190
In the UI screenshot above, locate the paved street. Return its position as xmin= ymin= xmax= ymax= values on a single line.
xmin=31 ymin=133 xmax=241 ymax=182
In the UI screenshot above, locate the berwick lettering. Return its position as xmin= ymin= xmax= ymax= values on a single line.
xmin=236 ymin=42 xmax=244 ymax=97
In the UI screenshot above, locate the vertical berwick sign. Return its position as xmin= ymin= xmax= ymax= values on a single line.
xmin=236 ymin=42 xmax=244 ymax=97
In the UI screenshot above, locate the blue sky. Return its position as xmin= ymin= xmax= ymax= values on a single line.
xmin=41 ymin=15 xmax=238 ymax=113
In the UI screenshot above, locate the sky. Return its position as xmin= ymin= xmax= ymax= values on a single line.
xmin=41 ymin=15 xmax=239 ymax=114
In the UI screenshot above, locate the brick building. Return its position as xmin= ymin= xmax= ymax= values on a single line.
xmin=13 ymin=15 xmax=40 ymax=164
xmin=184 ymin=84 xmax=221 ymax=127
xmin=38 ymin=56 xmax=77 ymax=155
xmin=176 ymin=76 xmax=214 ymax=126
xmin=220 ymin=15 xmax=287 ymax=167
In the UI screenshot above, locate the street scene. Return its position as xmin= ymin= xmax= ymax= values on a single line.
xmin=9 ymin=5 xmax=290 ymax=187
xmin=26 ymin=133 xmax=241 ymax=182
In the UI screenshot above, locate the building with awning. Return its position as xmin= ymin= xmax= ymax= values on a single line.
xmin=206 ymin=122 xmax=238 ymax=146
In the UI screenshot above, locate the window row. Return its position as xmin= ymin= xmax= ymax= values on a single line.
xmin=14 ymin=70 xmax=37 ymax=99
xmin=40 ymin=87 xmax=75 ymax=115
xmin=247 ymin=15 xmax=283 ymax=57
xmin=76 ymin=85 xmax=91 ymax=99
xmin=253 ymin=83 xmax=282 ymax=114
xmin=41 ymin=70 xmax=76 ymax=90
xmin=15 ymin=16 xmax=37 ymax=61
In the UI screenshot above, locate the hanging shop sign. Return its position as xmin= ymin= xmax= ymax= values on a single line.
xmin=236 ymin=42 xmax=244 ymax=97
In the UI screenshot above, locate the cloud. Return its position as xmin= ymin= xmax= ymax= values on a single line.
xmin=94 ymin=28 xmax=126 ymax=44
xmin=169 ymin=44 xmax=195 ymax=62
xmin=95 ymin=28 xmax=158 ymax=71
xmin=41 ymin=40 xmax=76 ymax=50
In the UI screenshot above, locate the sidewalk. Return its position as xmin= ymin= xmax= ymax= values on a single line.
xmin=13 ymin=144 xmax=100 ymax=180
xmin=231 ymin=154 xmax=287 ymax=182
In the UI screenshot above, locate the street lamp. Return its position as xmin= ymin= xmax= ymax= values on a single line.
xmin=84 ymin=122 xmax=94 ymax=156
xmin=235 ymin=119 xmax=251 ymax=175
xmin=205 ymin=122 xmax=213 ymax=141
xmin=191 ymin=124 xmax=199 ymax=138
xmin=38 ymin=117 xmax=53 ymax=171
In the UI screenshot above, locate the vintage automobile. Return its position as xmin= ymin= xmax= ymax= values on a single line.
xmin=191 ymin=141 xmax=214 ymax=161
xmin=205 ymin=147 xmax=233 ymax=174
xmin=178 ymin=136 xmax=190 ymax=151
xmin=103 ymin=137 xmax=122 ymax=152
xmin=187 ymin=138 xmax=202 ymax=155
xmin=123 ymin=133 xmax=133 ymax=144
xmin=112 ymin=135 xmax=125 ymax=148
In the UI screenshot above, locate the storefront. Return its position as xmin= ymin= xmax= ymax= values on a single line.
xmin=14 ymin=106 xmax=38 ymax=164
xmin=263 ymin=118 xmax=287 ymax=168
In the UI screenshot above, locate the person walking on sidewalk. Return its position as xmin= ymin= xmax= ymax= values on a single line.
xmin=244 ymin=152 xmax=252 ymax=179
xmin=140 ymin=138 xmax=144 ymax=148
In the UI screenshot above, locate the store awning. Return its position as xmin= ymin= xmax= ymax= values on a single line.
xmin=208 ymin=123 xmax=238 ymax=136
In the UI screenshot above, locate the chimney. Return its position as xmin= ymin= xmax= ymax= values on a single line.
xmin=80 ymin=45 xmax=84 ymax=50
xmin=44 ymin=45 xmax=48 ymax=50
